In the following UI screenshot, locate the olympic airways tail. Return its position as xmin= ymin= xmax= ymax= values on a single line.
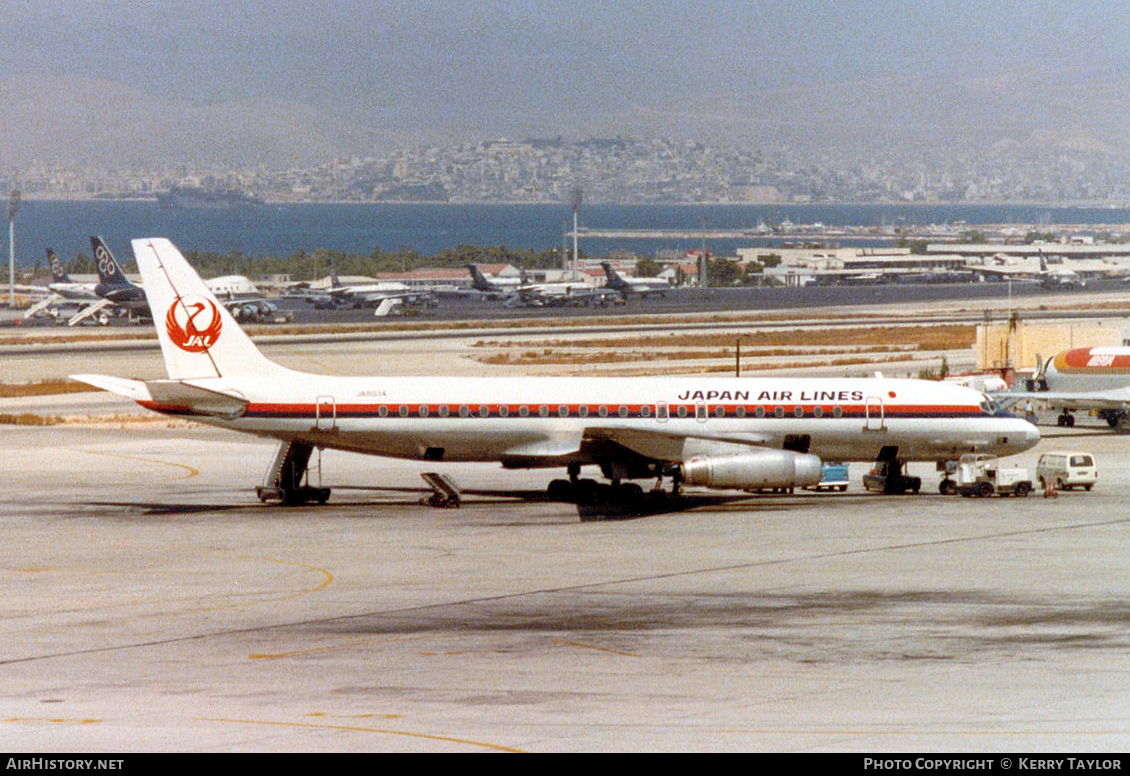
xmin=129 ymin=238 xmax=289 ymax=380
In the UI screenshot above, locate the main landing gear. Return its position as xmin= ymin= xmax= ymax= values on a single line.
xmin=546 ymin=463 xmax=681 ymax=520
xmin=256 ymin=441 xmax=331 ymax=506
xmin=1056 ymin=411 xmax=1076 ymax=428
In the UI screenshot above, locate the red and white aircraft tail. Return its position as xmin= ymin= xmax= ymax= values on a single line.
xmin=131 ymin=238 xmax=289 ymax=381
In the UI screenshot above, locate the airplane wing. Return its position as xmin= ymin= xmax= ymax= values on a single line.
xmin=335 ymin=288 xmax=436 ymax=305
xmin=997 ymin=388 xmax=1130 ymax=412
xmin=500 ymin=425 xmax=774 ymax=468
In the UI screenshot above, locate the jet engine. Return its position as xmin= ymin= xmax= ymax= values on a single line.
xmin=680 ymin=449 xmax=823 ymax=491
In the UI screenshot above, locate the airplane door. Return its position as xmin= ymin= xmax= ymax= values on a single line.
xmin=316 ymin=395 xmax=336 ymax=431
xmin=656 ymin=401 xmax=669 ymax=423
xmin=865 ymin=396 xmax=885 ymax=431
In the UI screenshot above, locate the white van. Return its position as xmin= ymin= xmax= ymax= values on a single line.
xmin=1036 ymin=452 xmax=1098 ymax=491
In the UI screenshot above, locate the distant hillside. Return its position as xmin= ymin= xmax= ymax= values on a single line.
xmin=629 ymin=68 xmax=1130 ymax=158
xmin=0 ymin=74 xmax=392 ymax=169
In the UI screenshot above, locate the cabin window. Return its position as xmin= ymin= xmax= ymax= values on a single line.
xmin=378 ymin=406 xmax=388 ymax=418
xmin=479 ymin=405 xmax=490 ymax=418
xmin=715 ymin=405 xmax=726 ymax=418
xmin=794 ymin=406 xmax=804 ymax=418
xmin=538 ymin=406 xmax=549 ymax=417
xmin=558 ymin=405 xmax=569 ymax=417
xmin=641 ymin=405 xmax=652 ymax=418
xmin=598 ymin=406 xmax=609 ymax=418
xmin=813 ymin=406 xmax=823 ymax=418
xmin=499 ymin=406 xmax=510 ymax=417
xmin=459 ymin=405 xmax=470 ymax=418
xmin=398 ymin=406 xmax=409 ymax=418
xmin=656 ymin=403 xmax=668 ymax=420
xmin=774 ymin=406 xmax=785 ymax=418
xmin=438 ymin=406 xmax=449 ymax=418
xmin=736 ymin=406 xmax=746 ymax=418
xmin=677 ymin=406 xmax=688 ymax=418
xmin=618 ymin=406 xmax=629 ymax=418
xmin=518 ymin=405 xmax=529 ymax=417
xmin=833 ymin=406 xmax=843 ymax=418
xmin=578 ymin=406 xmax=589 ymax=417
xmin=755 ymin=406 xmax=765 ymax=418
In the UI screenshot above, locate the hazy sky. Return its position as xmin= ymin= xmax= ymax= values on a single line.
xmin=4 ymin=1 xmax=1130 ymax=151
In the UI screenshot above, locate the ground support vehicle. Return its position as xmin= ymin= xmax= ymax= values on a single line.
xmin=1036 ymin=452 xmax=1098 ymax=491
xmin=952 ymin=453 xmax=1032 ymax=498
xmin=806 ymin=461 xmax=850 ymax=492
xmin=863 ymin=460 xmax=921 ymax=494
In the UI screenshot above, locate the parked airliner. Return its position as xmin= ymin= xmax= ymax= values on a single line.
xmin=601 ymin=262 xmax=670 ymax=298
xmin=1012 ymin=346 xmax=1130 ymax=429
xmin=73 ymin=238 xmax=1039 ymax=515
xmin=45 ymin=249 xmax=99 ymax=301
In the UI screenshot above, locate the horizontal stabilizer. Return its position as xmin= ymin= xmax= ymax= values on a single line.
xmin=70 ymin=374 xmax=152 ymax=401
xmin=70 ymin=374 xmax=249 ymax=418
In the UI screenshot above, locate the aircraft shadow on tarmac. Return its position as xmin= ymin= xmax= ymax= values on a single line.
xmin=336 ymin=485 xmax=764 ymax=520
xmin=83 ymin=487 xmax=794 ymax=519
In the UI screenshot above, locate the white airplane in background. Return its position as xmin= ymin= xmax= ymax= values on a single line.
xmin=970 ymin=252 xmax=1084 ymax=289
xmin=326 ymin=264 xmax=436 ymax=310
xmin=465 ymin=263 xmax=525 ymax=295
xmin=45 ymin=249 xmax=99 ymax=300
xmin=465 ymin=264 xmax=610 ymax=307
xmin=1007 ymin=346 xmax=1130 ymax=429
xmin=25 ymin=245 xmax=121 ymax=324
xmin=73 ymin=238 xmax=1039 ymax=516
xmin=601 ymin=262 xmax=670 ymax=298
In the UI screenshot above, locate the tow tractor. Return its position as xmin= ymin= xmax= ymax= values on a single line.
xmin=862 ymin=459 xmax=921 ymax=494
xmin=942 ymin=453 xmax=1033 ymax=498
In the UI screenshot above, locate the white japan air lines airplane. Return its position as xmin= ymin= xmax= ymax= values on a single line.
xmin=73 ymin=239 xmax=1040 ymax=516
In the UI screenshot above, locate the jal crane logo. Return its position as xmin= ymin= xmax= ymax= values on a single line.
xmin=166 ymin=296 xmax=222 ymax=353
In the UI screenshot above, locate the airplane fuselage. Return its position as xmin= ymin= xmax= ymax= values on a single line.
xmin=140 ymin=374 xmax=1038 ymax=467
xmin=1044 ymin=347 xmax=1130 ymax=393
xmin=47 ymin=282 xmax=99 ymax=301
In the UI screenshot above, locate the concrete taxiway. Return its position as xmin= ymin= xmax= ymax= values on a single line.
xmin=2 ymin=411 xmax=1129 ymax=752
xmin=4 ymin=302 xmax=1130 ymax=752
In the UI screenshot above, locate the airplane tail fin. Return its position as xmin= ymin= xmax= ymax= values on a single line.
xmin=131 ymin=238 xmax=289 ymax=380
xmin=466 ymin=263 xmax=490 ymax=290
xmin=92 ymin=236 xmax=136 ymax=291
xmin=600 ymin=262 xmax=630 ymax=292
xmin=48 ymin=249 xmax=69 ymax=283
